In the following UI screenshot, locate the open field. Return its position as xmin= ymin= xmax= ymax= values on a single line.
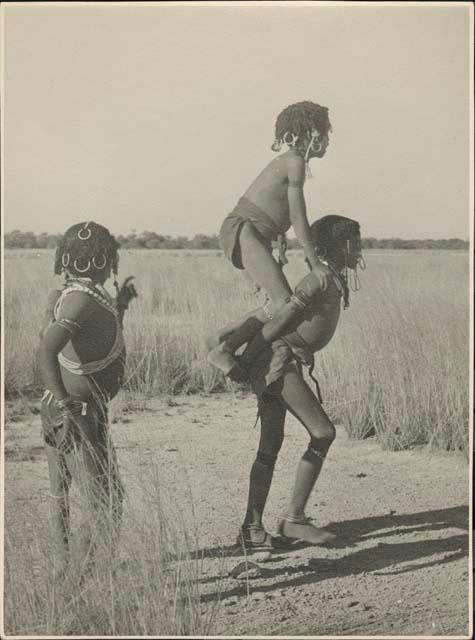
xmin=4 ymin=248 xmax=470 ymax=451
xmin=3 ymin=249 xmax=471 ymax=636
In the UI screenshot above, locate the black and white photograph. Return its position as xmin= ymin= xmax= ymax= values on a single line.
xmin=1 ymin=1 xmax=473 ymax=638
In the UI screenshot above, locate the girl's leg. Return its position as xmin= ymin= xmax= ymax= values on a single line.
xmin=208 ymin=223 xmax=292 ymax=375
xmin=62 ymin=410 xmax=123 ymax=578
xmin=45 ymin=444 xmax=72 ymax=580
xmin=239 ymin=223 xmax=292 ymax=308
xmin=226 ymin=223 xmax=292 ymax=353
xmin=239 ymin=397 xmax=291 ymax=549
xmin=242 ymin=397 xmax=286 ymax=530
xmin=278 ymin=366 xmax=336 ymax=544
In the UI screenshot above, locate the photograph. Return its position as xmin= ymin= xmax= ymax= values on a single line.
xmin=1 ymin=1 xmax=473 ymax=638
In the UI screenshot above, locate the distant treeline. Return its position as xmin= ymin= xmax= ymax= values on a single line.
xmin=4 ymin=230 xmax=469 ymax=251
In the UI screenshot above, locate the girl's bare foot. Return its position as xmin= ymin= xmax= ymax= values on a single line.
xmin=207 ymin=343 xmax=246 ymax=380
xmin=278 ymin=516 xmax=336 ymax=545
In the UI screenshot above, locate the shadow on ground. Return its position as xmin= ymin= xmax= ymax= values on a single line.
xmin=192 ymin=505 xmax=468 ymax=602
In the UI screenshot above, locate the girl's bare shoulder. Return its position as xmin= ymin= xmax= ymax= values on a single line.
xmin=56 ymin=290 xmax=97 ymax=320
xmin=265 ymin=151 xmax=302 ymax=178
xmin=296 ymin=271 xmax=342 ymax=302
xmin=295 ymin=271 xmax=322 ymax=299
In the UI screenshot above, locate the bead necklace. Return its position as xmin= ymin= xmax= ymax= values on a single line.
xmin=63 ymin=278 xmax=119 ymax=318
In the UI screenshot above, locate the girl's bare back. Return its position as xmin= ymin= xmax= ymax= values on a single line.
xmin=41 ymin=290 xmax=125 ymax=401
xmin=243 ymin=151 xmax=301 ymax=234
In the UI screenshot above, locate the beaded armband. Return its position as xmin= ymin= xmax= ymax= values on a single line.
xmin=290 ymin=289 xmax=313 ymax=311
xmin=55 ymin=318 xmax=81 ymax=335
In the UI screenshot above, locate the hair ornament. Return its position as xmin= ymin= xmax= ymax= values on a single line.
xmin=304 ymin=129 xmax=321 ymax=163
xmin=283 ymin=132 xmax=299 ymax=147
xmin=349 ymin=269 xmax=361 ymax=292
xmin=344 ymin=246 xmax=361 ymax=293
xmin=61 ymin=253 xmax=70 ymax=268
xmin=73 ymin=258 xmax=91 ymax=273
xmin=92 ymin=254 xmax=107 ymax=270
xmin=78 ymin=222 xmax=92 ymax=241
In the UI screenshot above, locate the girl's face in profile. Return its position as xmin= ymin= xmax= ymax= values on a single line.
xmin=344 ymin=235 xmax=362 ymax=269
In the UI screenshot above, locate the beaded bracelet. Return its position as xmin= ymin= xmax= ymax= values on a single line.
xmin=55 ymin=396 xmax=84 ymax=417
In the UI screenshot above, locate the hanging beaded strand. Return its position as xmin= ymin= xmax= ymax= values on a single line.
xmin=304 ymin=130 xmax=322 ymax=180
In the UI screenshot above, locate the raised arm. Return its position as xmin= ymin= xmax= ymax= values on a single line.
xmin=114 ymin=276 xmax=138 ymax=328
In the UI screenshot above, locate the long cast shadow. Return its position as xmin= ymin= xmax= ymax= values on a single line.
xmin=200 ymin=532 xmax=468 ymax=602
xmin=325 ymin=504 xmax=469 ymax=545
xmin=192 ymin=504 xmax=469 ymax=603
xmin=186 ymin=504 xmax=468 ymax=560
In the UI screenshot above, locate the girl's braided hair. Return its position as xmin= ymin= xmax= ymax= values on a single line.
xmin=54 ymin=221 xmax=120 ymax=280
xmin=311 ymin=215 xmax=361 ymax=309
xmin=272 ymin=101 xmax=331 ymax=151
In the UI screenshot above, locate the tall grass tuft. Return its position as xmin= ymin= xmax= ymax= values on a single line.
xmin=4 ymin=249 xmax=469 ymax=452
xmin=4 ymin=456 xmax=219 ymax=636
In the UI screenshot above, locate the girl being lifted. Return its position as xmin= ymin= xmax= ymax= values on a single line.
xmin=208 ymin=101 xmax=333 ymax=378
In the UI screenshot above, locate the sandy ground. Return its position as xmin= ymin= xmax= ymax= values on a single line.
xmin=4 ymin=392 xmax=471 ymax=638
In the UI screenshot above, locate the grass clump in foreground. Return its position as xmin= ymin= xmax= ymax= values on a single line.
xmin=4 ymin=458 xmax=221 ymax=636
xmin=4 ymin=249 xmax=469 ymax=452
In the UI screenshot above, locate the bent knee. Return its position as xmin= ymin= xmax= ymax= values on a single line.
xmin=308 ymin=419 xmax=336 ymax=450
xmin=322 ymin=421 xmax=337 ymax=444
xmin=256 ymin=447 xmax=280 ymax=468
xmin=262 ymin=296 xmax=291 ymax=319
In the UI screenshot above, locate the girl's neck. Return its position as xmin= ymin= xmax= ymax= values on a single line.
xmin=68 ymin=275 xmax=108 ymax=286
xmin=286 ymin=146 xmax=306 ymax=159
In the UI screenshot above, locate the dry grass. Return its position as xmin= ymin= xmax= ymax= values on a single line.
xmin=4 ymin=249 xmax=469 ymax=452
xmin=3 ymin=454 xmax=221 ymax=636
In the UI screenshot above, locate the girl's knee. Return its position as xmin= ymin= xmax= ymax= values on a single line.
xmin=308 ymin=418 xmax=336 ymax=451
xmin=256 ymin=450 xmax=277 ymax=469
xmin=262 ymin=295 xmax=291 ymax=319
xmin=323 ymin=421 xmax=336 ymax=443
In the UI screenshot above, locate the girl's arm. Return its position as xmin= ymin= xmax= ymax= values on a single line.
xmin=240 ymin=271 xmax=322 ymax=365
xmin=39 ymin=289 xmax=62 ymax=340
xmin=38 ymin=292 xmax=94 ymax=402
xmin=115 ymin=276 xmax=138 ymax=328
xmin=287 ymin=154 xmax=331 ymax=289
xmin=211 ymin=306 xmax=268 ymax=345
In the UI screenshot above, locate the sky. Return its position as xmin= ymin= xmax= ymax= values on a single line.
xmin=2 ymin=1 xmax=472 ymax=239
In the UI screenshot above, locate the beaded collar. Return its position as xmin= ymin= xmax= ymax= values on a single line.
xmin=61 ymin=277 xmax=119 ymax=318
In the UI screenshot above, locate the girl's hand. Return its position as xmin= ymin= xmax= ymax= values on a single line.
xmin=116 ymin=276 xmax=138 ymax=310
xmin=54 ymin=395 xmax=84 ymax=418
